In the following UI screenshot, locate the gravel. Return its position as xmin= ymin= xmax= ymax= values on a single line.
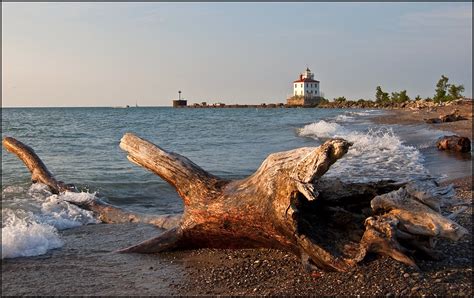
xmin=2 ymin=177 xmax=472 ymax=296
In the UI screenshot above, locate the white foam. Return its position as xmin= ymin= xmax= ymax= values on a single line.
xmin=1 ymin=184 xmax=100 ymax=259
xmin=347 ymin=109 xmax=381 ymax=116
xmin=298 ymin=120 xmax=429 ymax=182
xmin=27 ymin=183 xmax=53 ymax=202
xmin=41 ymin=194 xmax=99 ymax=229
xmin=334 ymin=114 xmax=355 ymax=122
xmin=299 ymin=120 xmax=348 ymax=139
xmin=1 ymin=209 xmax=63 ymax=259
xmin=2 ymin=185 xmax=25 ymax=194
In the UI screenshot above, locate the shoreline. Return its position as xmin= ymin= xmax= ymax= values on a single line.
xmin=2 ymin=105 xmax=472 ymax=296
xmin=371 ymin=101 xmax=473 ymax=138
xmin=2 ymin=175 xmax=471 ymax=296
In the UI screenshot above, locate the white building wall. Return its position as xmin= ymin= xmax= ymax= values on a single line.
xmin=293 ymin=82 xmax=320 ymax=96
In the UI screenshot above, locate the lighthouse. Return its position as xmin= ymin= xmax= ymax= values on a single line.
xmin=172 ymin=90 xmax=187 ymax=107
xmin=293 ymin=68 xmax=320 ymax=97
xmin=287 ymin=68 xmax=322 ymax=107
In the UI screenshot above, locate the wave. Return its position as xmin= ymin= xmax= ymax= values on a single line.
xmin=298 ymin=120 xmax=429 ymax=182
xmin=346 ymin=109 xmax=382 ymax=116
xmin=334 ymin=114 xmax=355 ymax=122
xmin=1 ymin=184 xmax=99 ymax=259
xmin=299 ymin=121 xmax=348 ymax=138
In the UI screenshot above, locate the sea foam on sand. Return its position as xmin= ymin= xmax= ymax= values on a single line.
xmin=2 ymin=184 xmax=99 ymax=259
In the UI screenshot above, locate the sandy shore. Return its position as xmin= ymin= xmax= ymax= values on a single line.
xmin=372 ymin=100 xmax=473 ymax=138
xmin=2 ymin=175 xmax=472 ymax=296
xmin=2 ymin=104 xmax=473 ymax=296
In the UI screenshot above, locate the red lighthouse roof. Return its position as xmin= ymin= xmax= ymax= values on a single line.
xmin=294 ymin=78 xmax=319 ymax=83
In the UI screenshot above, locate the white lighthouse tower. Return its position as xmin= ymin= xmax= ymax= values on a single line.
xmin=293 ymin=68 xmax=320 ymax=97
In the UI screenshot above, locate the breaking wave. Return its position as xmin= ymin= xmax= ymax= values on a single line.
xmin=298 ymin=120 xmax=429 ymax=182
xmin=334 ymin=114 xmax=355 ymax=122
xmin=1 ymin=184 xmax=99 ymax=259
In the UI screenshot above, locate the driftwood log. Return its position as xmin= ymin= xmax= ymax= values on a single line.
xmin=2 ymin=134 xmax=468 ymax=272
xmin=2 ymin=137 xmax=180 ymax=229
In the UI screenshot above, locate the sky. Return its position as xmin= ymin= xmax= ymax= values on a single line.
xmin=2 ymin=2 xmax=472 ymax=107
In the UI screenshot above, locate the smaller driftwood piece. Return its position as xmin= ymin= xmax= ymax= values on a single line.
xmin=2 ymin=134 xmax=468 ymax=272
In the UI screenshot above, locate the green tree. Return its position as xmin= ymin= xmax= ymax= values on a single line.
xmin=375 ymin=86 xmax=390 ymax=103
xmin=447 ymin=84 xmax=465 ymax=100
xmin=334 ymin=96 xmax=346 ymax=103
xmin=390 ymin=91 xmax=409 ymax=103
xmin=316 ymin=97 xmax=329 ymax=106
xmin=391 ymin=91 xmax=400 ymax=103
xmin=434 ymin=75 xmax=449 ymax=103
xmin=398 ymin=90 xmax=410 ymax=102
xmin=433 ymin=75 xmax=465 ymax=102
xmin=415 ymin=95 xmax=422 ymax=101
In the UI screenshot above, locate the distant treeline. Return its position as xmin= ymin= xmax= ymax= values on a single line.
xmin=321 ymin=75 xmax=465 ymax=107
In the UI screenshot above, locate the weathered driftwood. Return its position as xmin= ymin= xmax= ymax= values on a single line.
xmin=436 ymin=135 xmax=471 ymax=153
xmin=2 ymin=134 xmax=468 ymax=272
xmin=2 ymin=137 xmax=75 ymax=194
xmin=2 ymin=137 xmax=180 ymax=229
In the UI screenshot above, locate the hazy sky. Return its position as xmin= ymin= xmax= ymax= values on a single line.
xmin=2 ymin=2 xmax=472 ymax=107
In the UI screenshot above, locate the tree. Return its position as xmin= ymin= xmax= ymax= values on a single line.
xmin=447 ymin=84 xmax=465 ymax=100
xmin=390 ymin=91 xmax=410 ymax=103
xmin=415 ymin=95 xmax=422 ymax=101
xmin=334 ymin=96 xmax=347 ymax=103
xmin=433 ymin=75 xmax=465 ymax=102
xmin=398 ymin=90 xmax=410 ymax=103
xmin=434 ymin=75 xmax=450 ymax=103
xmin=375 ymin=86 xmax=390 ymax=103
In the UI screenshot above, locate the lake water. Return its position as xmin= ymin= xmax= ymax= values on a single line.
xmin=1 ymin=107 xmax=471 ymax=258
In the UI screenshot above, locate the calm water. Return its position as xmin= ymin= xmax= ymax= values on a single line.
xmin=1 ymin=107 xmax=471 ymax=258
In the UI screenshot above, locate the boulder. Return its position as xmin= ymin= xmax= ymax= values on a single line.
xmin=436 ymin=135 xmax=471 ymax=153
xmin=425 ymin=111 xmax=467 ymax=124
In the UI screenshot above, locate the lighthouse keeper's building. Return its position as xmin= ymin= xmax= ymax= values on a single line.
xmin=287 ymin=68 xmax=323 ymax=106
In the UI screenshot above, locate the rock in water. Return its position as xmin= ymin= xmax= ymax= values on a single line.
xmin=436 ymin=135 xmax=471 ymax=152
